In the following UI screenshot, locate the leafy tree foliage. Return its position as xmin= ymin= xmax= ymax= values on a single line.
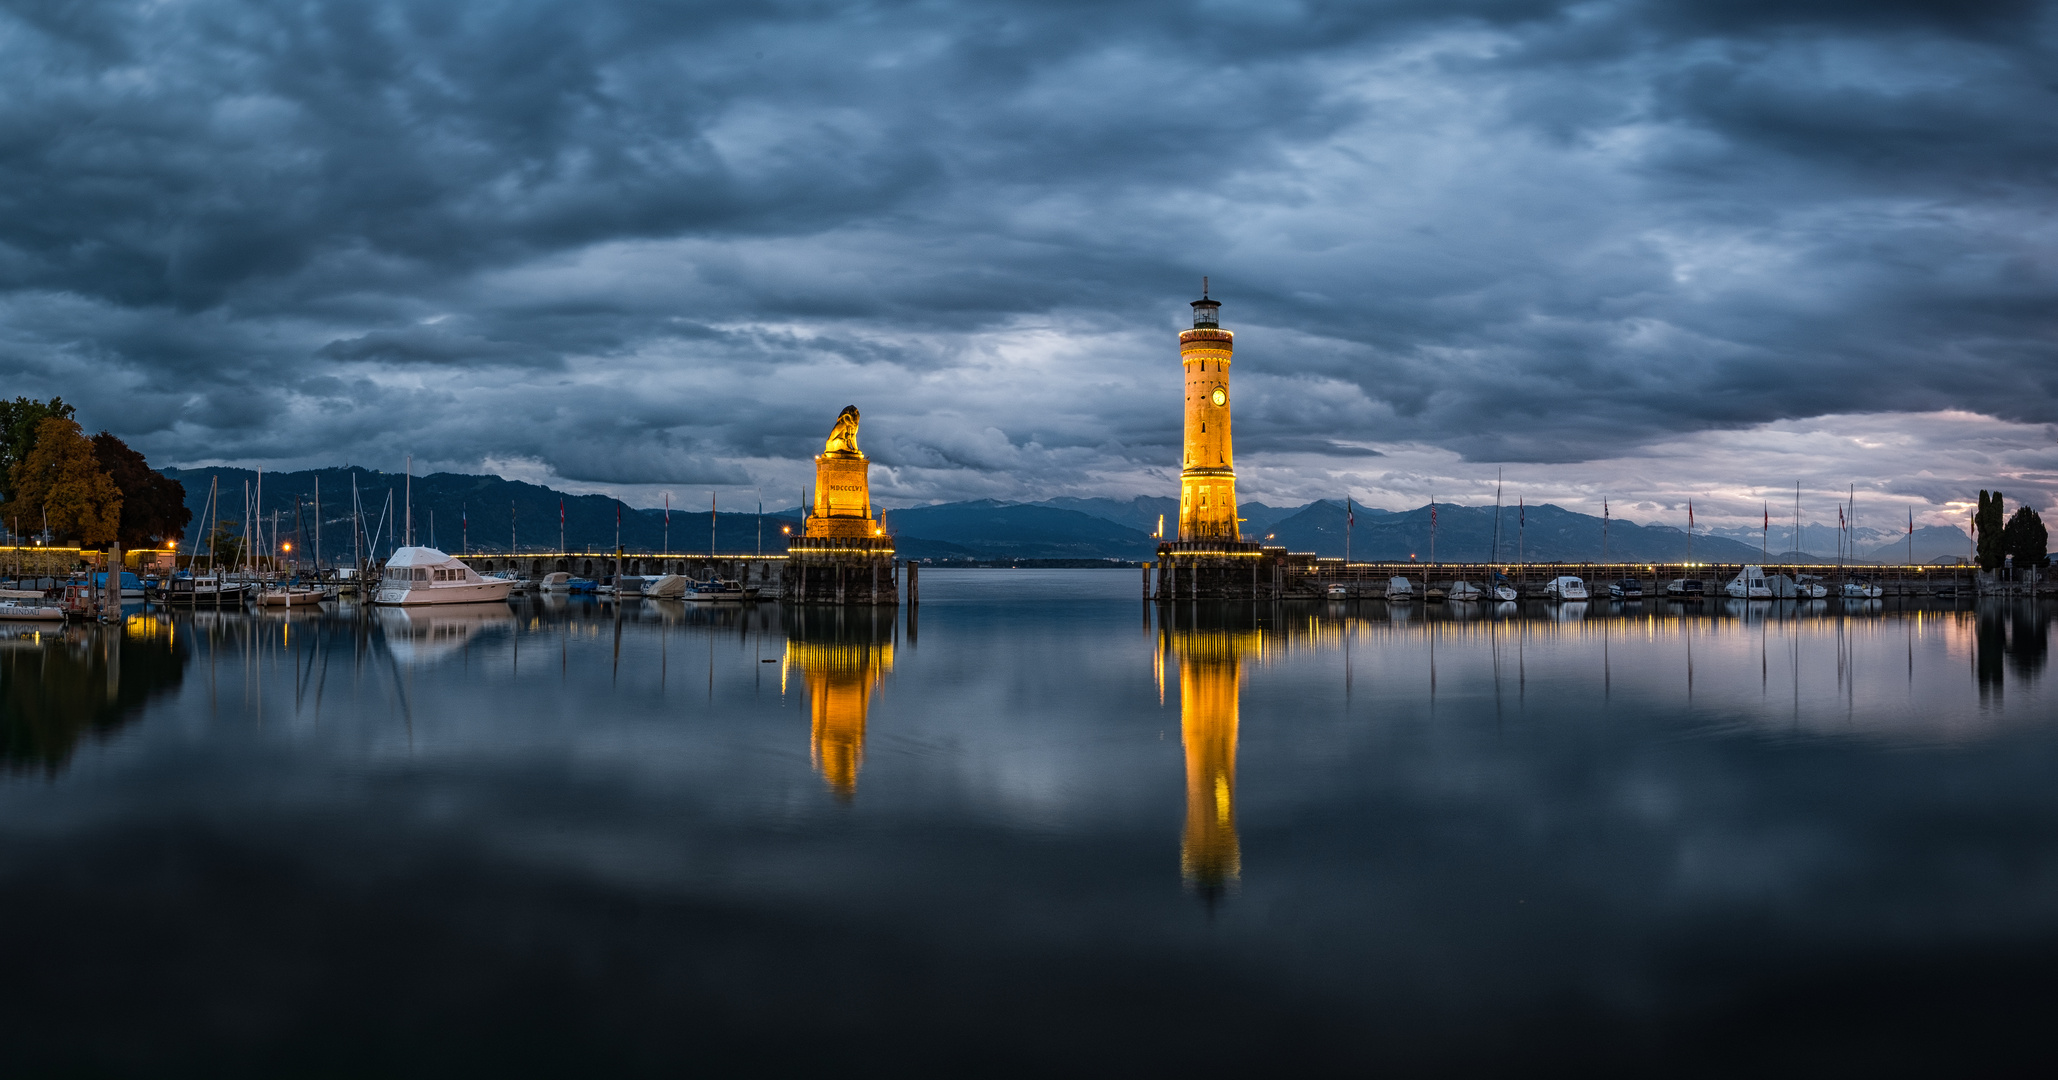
xmin=91 ymin=432 xmax=191 ymax=547
xmin=202 ymin=519 xmax=245 ymax=570
xmin=2002 ymin=506 xmax=2048 ymax=569
xmin=1 ymin=417 xmax=122 ymax=546
xmin=0 ymin=397 xmax=74 ymax=503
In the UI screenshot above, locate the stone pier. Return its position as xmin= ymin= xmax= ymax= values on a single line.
xmin=784 ymin=538 xmax=898 ymax=605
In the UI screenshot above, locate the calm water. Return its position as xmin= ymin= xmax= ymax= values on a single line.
xmin=2 ymin=570 xmax=2055 ymax=1075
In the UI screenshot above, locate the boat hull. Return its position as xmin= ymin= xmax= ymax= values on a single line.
xmin=371 ymin=580 xmax=514 ymax=606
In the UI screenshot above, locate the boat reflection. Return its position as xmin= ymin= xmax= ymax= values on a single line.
xmin=0 ymin=615 xmax=186 ymax=775
xmin=783 ymin=609 xmax=895 ymax=801
xmin=376 ymin=604 xmax=517 ymax=664
xmin=1159 ymin=610 xmax=1264 ymax=900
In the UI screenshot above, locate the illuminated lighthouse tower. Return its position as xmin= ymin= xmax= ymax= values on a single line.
xmin=1179 ymin=282 xmax=1240 ymax=542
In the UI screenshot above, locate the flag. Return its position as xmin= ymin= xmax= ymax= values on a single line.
xmin=1346 ymin=496 xmax=1353 ymax=528
xmin=664 ymin=492 xmax=670 ymax=524
xmin=1519 ymin=498 xmax=1524 ymax=526
xmin=1908 ymin=507 xmax=1913 ymax=535
xmin=1763 ymin=504 xmax=1769 ymax=530
xmin=1838 ymin=506 xmax=1845 ymax=528
xmin=1688 ymin=500 xmax=1693 ymax=528
xmin=559 ymin=498 xmax=564 ymax=525
xmin=1604 ymin=499 xmax=1609 ymax=522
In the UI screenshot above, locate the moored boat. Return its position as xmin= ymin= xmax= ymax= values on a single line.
xmin=371 ymin=547 xmax=514 ymax=606
xmin=1665 ymin=578 xmax=1706 ymax=599
xmin=153 ymin=576 xmax=253 ymax=607
xmin=683 ymin=578 xmax=755 ymax=603
xmin=257 ymin=586 xmax=328 ymax=607
xmin=1607 ymin=578 xmax=1643 ymax=599
xmin=1326 ymin=583 xmax=1349 ymax=600
xmin=1543 ymin=575 xmax=1589 ymax=600
xmin=1383 ymin=576 xmax=1415 ymax=602
xmin=1724 ymin=566 xmax=1774 ymax=600
xmin=1446 ymin=580 xmax=1483 ymax=602
xmin=0 ymin=599 xmax=64 ymax=621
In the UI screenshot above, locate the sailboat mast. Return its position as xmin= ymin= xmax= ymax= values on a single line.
xmin=314 ymin=476 xmax=321 ymax=570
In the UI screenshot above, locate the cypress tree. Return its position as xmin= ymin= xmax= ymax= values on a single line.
xmin=1975 ymin=490 xmax=2007 ymax=571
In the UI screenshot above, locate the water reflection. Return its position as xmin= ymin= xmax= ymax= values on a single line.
xmin=785 ymin=608 xmax=895 ymax=800
xmin=1161 ymin=609 xmax=1265 ymax=898
xmin=0 ymin=615 xmax=187 ymax=774
xmin=375 ymin=604 xmax=519 ymax=665
xmin=1979 ymin=600 xmax=2050 ymax=697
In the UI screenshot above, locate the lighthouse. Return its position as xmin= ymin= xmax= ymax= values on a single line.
xmin=1179 ymin=282 xmax=1240 ymax=542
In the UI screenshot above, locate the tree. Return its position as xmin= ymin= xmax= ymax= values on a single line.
xmin=203 ymin=519 xmax=245 ymax=570
xmin=2002 ymin=506 xmax=2048 ymax=570
xmin=91 ymin=432 xmax=191 ymax=547
xmin=1 ymin=417 xmax=122 ymax=546
xmin=1976 ymin=490 xmax=2008 ymax=571
xmin=0 ymin=397 xmax=74 ymax=503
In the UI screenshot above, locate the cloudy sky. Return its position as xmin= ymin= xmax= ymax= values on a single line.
xmin=2 ymin=0 xmax=2054 ymax=529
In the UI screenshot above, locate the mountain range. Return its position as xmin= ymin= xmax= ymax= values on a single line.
xmin=161 ymin=467 xmax=1972 ymax=564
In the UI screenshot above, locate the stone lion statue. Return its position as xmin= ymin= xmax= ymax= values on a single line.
xmin=824 ymin=405 xmax=862 ymax=455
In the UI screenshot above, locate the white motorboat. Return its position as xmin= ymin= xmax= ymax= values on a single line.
xmin=0 ymin=599 xmax=64 ymax=622
xmin=1840 ymin=580 xmax=1883 ymax=599
xmin=1665 ymin=578 xmax=1707 ymax=599
xmin=538 ymin=572 xmax=572 ymax=593
xmin=1543 ymin=575 xmax=1589 ymax=600
xmin=1607 ymin=578 xmax=1644 ymax=600
xmin=1724 ymin=566 xmax=1774 ymax=600
xmin=1326 ymin=583 xmax=1349 ymax=600
xmin=371 ymin=547 xmax=514 ymax=606
xmin=1383 ymin=576 xmax=1415 ymax=602
xmin=1791 ymin=574 xmax=1828 ymax=599
xmin=1493 ymin=584 xmax=1519 ymax=602
xmin=1446 ymin=581 xmax=1483 ymax=602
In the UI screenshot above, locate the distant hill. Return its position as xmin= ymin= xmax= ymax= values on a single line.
xmin=1266 ymin=501 xmax=1775 ymax=563
xmin=1708 ymin=520 xmax=1906 ymax=558
xmin=880 ymin=501 xmax=1156 ymax=561
xmin=162 ymin=467 xmax=799 ymax=558
xmin=1863 ymin=525 xmax=1974 ymax=563
xmin=157 ymin=466 xmax=1944 ymax=566
xmin=1032 ymin=496 xmax=1347 ymax=538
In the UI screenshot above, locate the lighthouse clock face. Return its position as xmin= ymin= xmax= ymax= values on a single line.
xmin=1211 ymin=387 xmax=1227 ymax=407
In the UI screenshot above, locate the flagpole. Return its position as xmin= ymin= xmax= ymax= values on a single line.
xmin=1345 ymin=495 xmax=1352 ymax=565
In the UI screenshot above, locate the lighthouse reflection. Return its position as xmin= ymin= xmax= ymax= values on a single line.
xmin=783 ymin=608 xmax=895 ymax=800
xmin=1160 ymin=609 xmax=1264 ymax=899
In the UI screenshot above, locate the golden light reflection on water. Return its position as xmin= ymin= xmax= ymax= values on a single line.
xmin=1161 ymin=623 xmax=1265 ymax=896
xmin=784 ymin=627 xmax=894 ymax=801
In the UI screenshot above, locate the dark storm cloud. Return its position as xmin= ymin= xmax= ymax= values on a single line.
xmin=0 ymin=0 xmax=2053 ymax=506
